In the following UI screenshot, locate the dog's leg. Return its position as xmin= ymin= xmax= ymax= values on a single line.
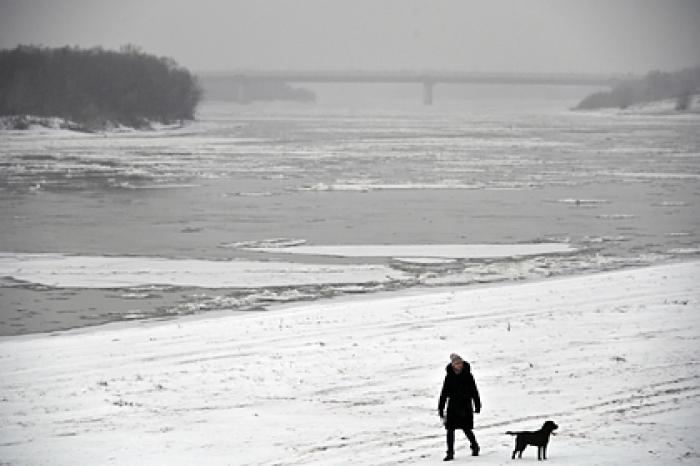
xmin=511 ymin=437 xmax=527 ymax=459
xmin=543 ymin=444 xmax=547 ymax=460
xmin=538 ymin=446 xmax=542 ymax=461
xmin=512 ymin=439 xmax=523 ymax=460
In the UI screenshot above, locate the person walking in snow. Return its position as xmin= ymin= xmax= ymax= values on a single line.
xmin=438 ymin=353 xmax=481 ymax=461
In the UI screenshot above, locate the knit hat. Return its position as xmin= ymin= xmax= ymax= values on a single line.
xmin=450 ymin=353 xmax=463 ymax=363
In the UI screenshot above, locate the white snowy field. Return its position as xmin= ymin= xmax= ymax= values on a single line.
xmin=1 ymin=262 xmax=699 ymax=465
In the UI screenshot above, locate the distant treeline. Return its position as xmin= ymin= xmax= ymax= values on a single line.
xmin=576 ymin=65 xmax=700 ymax=111
xmin=0 ymin=45 xmax=202 ymax=129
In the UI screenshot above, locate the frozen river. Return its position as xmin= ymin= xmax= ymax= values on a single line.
xmin=1 ymin=98 xmax=699 ymax=335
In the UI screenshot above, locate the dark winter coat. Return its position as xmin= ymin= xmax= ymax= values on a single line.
xmin=438 ymin=362 xmax=481 ymax=430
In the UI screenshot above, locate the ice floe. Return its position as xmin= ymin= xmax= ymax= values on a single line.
xmin=298 ymin=182 xmax=483 ymax=191
xmin=219 ymin=238 xmax=307 ymax=249
xmin=555 ymin=198 xmax=610 ymax=205
xmin=607 ymin=171 xmax=700 ymax=180
xmin=667 ymin=247 xmax=700 ymax=255
xmin=597 ymin=214 xmax=636 ymax=220
xmin=582 ymin=235 xmax=631 ymax=243
xmin=393 ymin=257 xmax=459 ymax=265
xmin=0 ymin=253 xmax=407 ymax=288
xmin=243 ymin=243 xmax=575 ymax=258
xmin=656 ymin=201 xmax=689 ymax=207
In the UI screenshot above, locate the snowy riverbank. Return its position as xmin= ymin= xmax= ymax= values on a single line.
xmin=1 ymin=261 xmax=699 ymax=465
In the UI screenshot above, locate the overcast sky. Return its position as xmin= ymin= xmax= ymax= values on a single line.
xmin=1 ymin=0 xmax=698 ymax=74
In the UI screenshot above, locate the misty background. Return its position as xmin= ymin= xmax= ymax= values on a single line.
xmin=1 ymin=0 xmax=699 ymax=75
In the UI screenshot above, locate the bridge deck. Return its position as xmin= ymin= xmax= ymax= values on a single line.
xmin=201 ymin=71 xmax=629 ymax=87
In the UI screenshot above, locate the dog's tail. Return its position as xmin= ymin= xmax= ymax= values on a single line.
xmin=505 ymin=431 xmax=520 ymax=436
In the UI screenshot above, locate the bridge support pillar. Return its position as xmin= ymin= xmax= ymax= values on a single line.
xmin=422 ymin=79 xmax=434 ymax=105
xmin=233 ymin=78 xmax=250 ymax=103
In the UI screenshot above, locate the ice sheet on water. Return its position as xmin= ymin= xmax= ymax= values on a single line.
xmin=220 ymin=238 xmax=307 ymax=249
xmin=244 ymin=243 xmax=576 ymax=258
xmin=582 ymin=235 xmax=631 ymax=243
xmin=298 ymin=182 xmax=485 ymax=191
xmin=227 ymin=191 xmax=274 ymax=197
xmin=166 ymin=288 xmax=324 ymax=315
xmin=0 ymin=252 xmax=407 ymax=288
xmin=393 ymin=257 xmax=458 ymax=265
xmin=656 ymin=201 xmax=689 ymax=207
xmin=417 ymin=252 xmax=669 ymax=286
xmin=606 ymin=171 xmax=700 ymax=180
xmin=555 ymin=198 xmax=610 ymax=205
xmin=116 ymin=292 xmax=163 ymax=299
xmin=598 ymin=214 xmax=636 ymax=220
xmin=667 ymin=247 xmax=700 ymax=255
xmin=115 ymin=183 xmax=200 ymax=189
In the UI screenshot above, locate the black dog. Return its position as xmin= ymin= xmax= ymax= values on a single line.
xmin=507 ymin=420 xmax=558 ymax=460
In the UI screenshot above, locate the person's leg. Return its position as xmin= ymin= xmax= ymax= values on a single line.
xmin=444 ymin=429 xmax=455 ymax=460
xmin=464 ymin=429 xmax=479 ymax=455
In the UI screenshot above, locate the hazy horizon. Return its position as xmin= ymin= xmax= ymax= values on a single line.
xmin=1 ymin=0 xmax=699 ymax=75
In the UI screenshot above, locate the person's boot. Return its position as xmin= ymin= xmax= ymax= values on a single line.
xmin=443 ymin=452 xmax=454 ymax=461
xmin=471 ymin=444 xmax=480 ymax=456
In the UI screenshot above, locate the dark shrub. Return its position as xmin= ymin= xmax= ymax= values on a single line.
xmin=575 ymin=65 xmax=700 ymax=110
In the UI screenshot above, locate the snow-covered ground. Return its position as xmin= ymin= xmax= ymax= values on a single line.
xmin=1 ymin=262 xmax=698 ymax=465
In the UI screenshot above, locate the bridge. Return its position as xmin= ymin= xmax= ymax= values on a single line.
xmin=200 ymin=70 xmax=630 ymax=105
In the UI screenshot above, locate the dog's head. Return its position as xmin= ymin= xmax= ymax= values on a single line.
xmin=542 ymin=420 xmax=558 ymax=433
